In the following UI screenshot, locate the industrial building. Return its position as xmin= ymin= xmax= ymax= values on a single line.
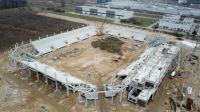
xmin=178 ymin=0 xmax=188 ymax=4
xmin=157 ymin=15 xmax=195 ymax=33
xmin=178 ymin=0 xmax=200 ymax=4
xmin=75 ymin=6 xmax=134 ymax=19
xmin=105 ymin=0 xmax=200 ymax=16
xmin=97 ymin=0 xmax=112 ymax=4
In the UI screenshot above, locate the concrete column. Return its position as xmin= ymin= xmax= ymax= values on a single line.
xmin=21 ymin=68 xmax=24 ymax=75
xmin=95 ymin=99 xmax=97 ymax=108
xmin=111 ymin=94 xmax=114 ymax=104
xmin=85 ymin=98 xmax=88 ymax=107
xmin=44 ymin=66 xmax=48 ymax=86
xmin=66 ymin=86 xmax=69 ymax=96
xmin=79 ymin=92 xmax=81 ymax=101
xmin=55 ymin=81 xmax=58 ymax=92
xmin=36 ymin=72 xmax=39 ymax=81
xmin=28 ymin=69 xmax=31 ymax=77
xmin=120 ymin=91 xmax=123 ymax=103
xmin=123 ymin=89 xmax=126 ymax=97
xmin=45 ymin=75 xmax=48 ymax=86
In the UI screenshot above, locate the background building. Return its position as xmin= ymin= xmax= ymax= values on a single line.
xmin=158 ymin=14 xmax=195 ymax=33
xmin=178 ymin=0 xmax=200 ymax=4
xmin=106 ymin=0 xmax=200 ymax=16
xmin=178 ymin=0 xmax=188 ymax=4
xmin=0 ymin=0 xmax=27 ymax=9
xmin=76 ymin=6 xmax=134 ymax=19
xmin=97 ymin=0 xmax=112 ymax=4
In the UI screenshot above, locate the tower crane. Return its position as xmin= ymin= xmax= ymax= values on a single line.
xmin=96 ymin=16 xmax=107 ymax=36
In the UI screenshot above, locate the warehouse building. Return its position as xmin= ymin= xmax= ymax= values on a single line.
xmin=106 ymin=0 xmax=200 ymax=16
xmin=178 ymin=0 xmax=200 ymax=4
xmin=97 ymin=0 xmax=112 ymax=4
xmin=158 ymin=15 xmax=195 ymax=33
xmin=178 ymin=0 xmax=188 ymax=4
xmin=75 ymin=6 xmax=134 ymax=19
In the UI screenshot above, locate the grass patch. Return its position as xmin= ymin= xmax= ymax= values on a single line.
xmin=65 ymin=12 xmax=113 ymax=23
xmin=121 ymin=17 xmax=154 ymax=27
xmin=91 ymin=37 xmax=124 ymax=55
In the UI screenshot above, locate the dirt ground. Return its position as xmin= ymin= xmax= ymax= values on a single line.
xmin=1 ymin=42 xmax=199 ymax=112
xmin=146 ymin=47 xmax=200 ymax=112
xmin=38 ymin=35 xmax=146 ymax=85
xmin=1 ymin=37 xmax=200 ymax=112
xmin=0 ymin=51 xmax=143 ymax=112
xmin=0 ymin=8 xmax=84 ymax=51
xmin=0 ymin=52 xmax=61 ymax=112
xmin=1 ymin=8 xmax=200 ymax=112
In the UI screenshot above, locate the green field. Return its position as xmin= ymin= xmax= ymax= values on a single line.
xmin=28 ymin=3 xmax=113 ymax=23
xmin=121 ymin=17 xmax=155 ymax=27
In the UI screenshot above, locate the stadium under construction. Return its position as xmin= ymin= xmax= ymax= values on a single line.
xmin=9 ymin=24 xmax=181 ymax=107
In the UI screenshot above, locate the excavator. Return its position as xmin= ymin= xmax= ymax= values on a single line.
xmin=96 ymin=16 xmax=107 ymax=36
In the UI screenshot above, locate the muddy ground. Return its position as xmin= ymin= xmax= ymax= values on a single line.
xmin=0 ymin=8 xmax=84 ymax=51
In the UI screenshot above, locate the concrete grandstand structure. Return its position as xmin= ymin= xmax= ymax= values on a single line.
xmin=105 ymin=43 xmax=180 ymax=106
xmin=9 ymin=24 xmax=180 ymax=107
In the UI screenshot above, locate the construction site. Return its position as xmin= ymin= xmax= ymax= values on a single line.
xmin=0 ymin=4 xmax=200 ymax=112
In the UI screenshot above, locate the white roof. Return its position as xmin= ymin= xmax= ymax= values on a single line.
xmin=31 ymin=25 xmax=147 ymax=56
xmin=104 ymin=25 xmax=147 ymax=41
xmin=146 ymin=46 xmax=179 ymax=83
xmin=121 ymin=44 xmax=180 ymax=87
xmin=79 ymin=6 xmax=133 ymax=14
xmin=146 ymin=56 xmax=171 ymax=83
xmin=131 ymin=48 xmax=163 ymax=83
xmin=32 ymin=26 xmax=96 ymax=55
xmin=181 ymin=40 xmax=199 ymax=48
xmin=20 ymin=59 xmax=96 ymax=88
xmin=119 ymin=47 xmax=155 ymax=77
xmin=158 ymin=15 xmax=194 ymax=31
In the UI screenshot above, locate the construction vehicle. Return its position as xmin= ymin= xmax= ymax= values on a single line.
xmin=96 ymin=17 xmax=107 ymax=36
